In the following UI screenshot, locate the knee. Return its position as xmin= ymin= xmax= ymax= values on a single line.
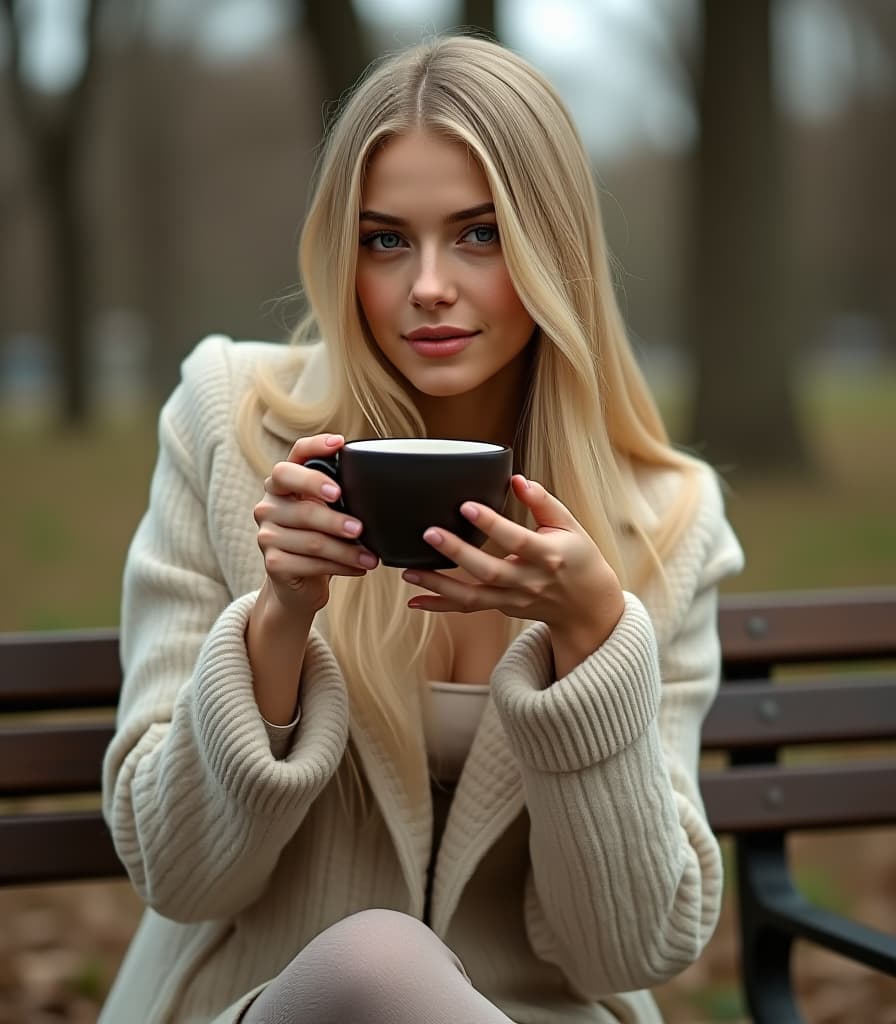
xmin=320 ymin=908 xmax=436 ymax=971
xmin=308 ymin=909 xmax=453 ymax=1003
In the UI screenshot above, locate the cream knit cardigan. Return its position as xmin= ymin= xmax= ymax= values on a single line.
xmin=100 ymin=335 xmax=744 ymax=1024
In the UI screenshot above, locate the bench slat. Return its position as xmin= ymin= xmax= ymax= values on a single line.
xmin=702 ymin=761 xmax=896 ymax=833
xmin=0 ymin=811 xmax=125 ymax=884
xmin=719 ymin=588 xmax=896 ymax=665
xmin=0 ymin=723 xmax=114 ymax=796
xmin=0 ymin=629 xmax=120 ymax=710
xmin=702 ymin=676 xmax=896 ymax=748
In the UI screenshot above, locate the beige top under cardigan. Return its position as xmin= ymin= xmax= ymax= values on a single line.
xmin=267 ymin=682 xmax=488 ymax=783
xmin=425 ymin=682 xmax=491 ymax=782
xmin=100 ymin=335 xmax=744 ymax=1024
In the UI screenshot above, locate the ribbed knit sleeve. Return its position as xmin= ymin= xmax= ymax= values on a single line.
xmin=490 ymin=464 xmax=744 ymax=997
xmin=102 ymin=337 xmax=350 ymax=923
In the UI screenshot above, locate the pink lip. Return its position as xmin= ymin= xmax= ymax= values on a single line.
xmin=405 ymin=326 xmax=478 ymax=341
xmin=408 ymin=335 xmax=477 ymax=358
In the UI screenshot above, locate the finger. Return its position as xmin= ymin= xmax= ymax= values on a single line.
xmin=456 ymin=500 xmax=542 ymax=562
xmin=407 ymin=594 xmax=461 ymax=613
xmin=511 ymin=475 xmax=579 ymax=531
xmin=417 ymin=526 xmax=516 ymax=586
xmin=286 ymin=433 xmax=344 ymax=464
xmin=257 ymin=495 xmax=364 ymax=541
xmin=266 ymin=434 xmax=345 ymax=499
xmin=265 ymin=550 xmax=369 ymax=579
xmin=259 ymin=523 xmax=378 ymax=570
xmin=403 ymin=565 xmax=522 ymax=610
xmin=266 ymin=460 xmax=342 ymax=502
xmin=402 ymin=568 xmax=504 ymax=613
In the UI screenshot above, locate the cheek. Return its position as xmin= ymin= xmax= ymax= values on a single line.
xmin=355 ymin=270 xmax=377 ymax=322
xmin=486 ymin=266 xmax=534 ymax=332
xmin=355 ymin=267 xmax=395 ymax=330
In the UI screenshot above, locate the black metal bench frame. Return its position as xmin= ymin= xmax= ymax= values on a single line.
xmin=2 ymin=587 xmax=895 ymax=1022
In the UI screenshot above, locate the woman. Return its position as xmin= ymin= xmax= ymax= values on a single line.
xmin=101 ymin=33 xmax=743 ymax=1024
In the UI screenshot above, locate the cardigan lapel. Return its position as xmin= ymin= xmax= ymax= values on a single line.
xmin=347 ymin=693 xmax=433 ymax=920
xmin=429 ymin=697 xmax=525 ymax=937
xmin=306 ymin=608 xmax=432 ymax=919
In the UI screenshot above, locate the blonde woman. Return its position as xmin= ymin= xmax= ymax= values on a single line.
xmin=101 ymin=34 xmax=743 ymax=1024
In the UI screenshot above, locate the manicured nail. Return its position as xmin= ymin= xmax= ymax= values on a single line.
xmin=423 ymin=529 xmax=444 ymax=546
xmin=359 ymin=552 xmax=378 ymax=569
xmin=325 ymin=434 xmax=344 ymax=446
xmin=343 ymin=519 xmax=362 ymax=537
xmin=403 ymin=571 xmax=421 ymax=584
xmin=460 ymin=502 xmax=479 ymax=521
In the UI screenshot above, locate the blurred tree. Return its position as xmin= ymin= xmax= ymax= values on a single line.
xmin=842 ymin=0 xmax=896 ymax=350
xmin=462 ymin=0 xmax=496 ymax=38
xmin=124 ymin=40 xmax=187 ymax=405
xmin=690 ymin=0 xmax=810 ymax=473
xmin=1 ymin=0 xmax=106 ymax=426
xmin=301 ymin=0 xmax=370 ymax=114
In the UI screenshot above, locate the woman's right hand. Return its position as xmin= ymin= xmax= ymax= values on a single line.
xmin=253 ymin=433 xmax=379 ymax=616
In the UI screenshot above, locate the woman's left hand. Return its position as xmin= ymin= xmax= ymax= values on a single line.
xmin=402 ymin=474 xmax=626 ymax=674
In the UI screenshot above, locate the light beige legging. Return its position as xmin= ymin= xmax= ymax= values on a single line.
xmin=240 ymin=908 xmax=515 ymax=1023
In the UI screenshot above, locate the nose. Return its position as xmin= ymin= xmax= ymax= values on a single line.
xmin=409 ymin=247 xmax=457 ymax=310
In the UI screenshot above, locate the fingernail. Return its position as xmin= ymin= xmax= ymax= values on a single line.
xmin=322 ymin=483 xmax=341 ymax=500
xmin=359 ymin=552 xmax=378 ymax=568
xmin=460 ymin=502 xmax=479 ymax=521
xmin=403 ymin=571 xmax=421 ymax=584
xmin=325 ymin=434 xmax=344 ymax=447
xmin=423 ymin=529 xmax=444 ymax=546
xmin=343 ymin=519 xmax=362 ymax=537
xmin=518 ymin=475 xmax=531 ymax=490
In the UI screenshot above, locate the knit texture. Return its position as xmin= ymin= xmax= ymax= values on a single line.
xmin=100 ymin=335 xmax=744 ymax=1024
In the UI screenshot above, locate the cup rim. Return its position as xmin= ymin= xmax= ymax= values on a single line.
xmin=344 ymin=438 xmax=508 ymax=455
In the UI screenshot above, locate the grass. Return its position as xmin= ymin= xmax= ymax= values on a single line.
xmin=670 ymin=364 xmax=896 ymax=593
xmin=0 ymin=411 xmax=158 ymax=632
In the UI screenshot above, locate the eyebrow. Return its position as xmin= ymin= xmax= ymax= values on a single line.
xmin=358 ymin=202 xmax=496 ymax=226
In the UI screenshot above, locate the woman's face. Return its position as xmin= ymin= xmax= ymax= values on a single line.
xmin=355 ymin=131 xmax=536 ymax=402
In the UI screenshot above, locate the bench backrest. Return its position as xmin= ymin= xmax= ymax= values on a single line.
xmin=701 ymin=588 xmax=896 ymax=833
xmin=1 ymin=589 xmax=895 ymax=886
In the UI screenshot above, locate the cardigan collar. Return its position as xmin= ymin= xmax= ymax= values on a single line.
xmin=261 ymin=342 xmax=332 ymax=445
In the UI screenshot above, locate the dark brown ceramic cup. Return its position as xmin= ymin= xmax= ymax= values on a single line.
xmin=305 ymin=439 xmax=513 ymax=570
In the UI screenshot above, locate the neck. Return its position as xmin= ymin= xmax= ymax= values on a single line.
xmin=414 ymin=345 xmax=534 ymax=449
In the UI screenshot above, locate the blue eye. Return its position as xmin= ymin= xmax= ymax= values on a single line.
xmin=362 ymin=230 xmax=404 ymax=251
xmin=463 ymin=224 xmax=499 ymax=245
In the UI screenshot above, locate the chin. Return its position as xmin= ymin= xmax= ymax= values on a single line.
xmin=407 ymin=370 xmax=484 ymax=399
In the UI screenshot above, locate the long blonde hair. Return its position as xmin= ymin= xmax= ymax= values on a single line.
xmin=237 ymin=34 xmax=700 ymax=792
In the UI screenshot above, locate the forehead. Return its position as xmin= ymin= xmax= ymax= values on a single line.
xmin=361 ymin=131 xmax=492 ymax=210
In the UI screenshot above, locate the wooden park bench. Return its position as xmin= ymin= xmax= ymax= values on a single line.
xmin=1 ymin=588 xmax=895 ymax=1023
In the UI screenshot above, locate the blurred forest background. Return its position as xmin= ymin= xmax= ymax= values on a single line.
xmin=0 ymin=0 xmax=894 ymax=1021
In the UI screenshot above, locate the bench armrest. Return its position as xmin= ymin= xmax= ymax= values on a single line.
xmin=735 ymin=832 xmax=896 ymax=1024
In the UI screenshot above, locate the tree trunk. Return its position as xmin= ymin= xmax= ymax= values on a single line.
xmin=1 ymin=0 xmax=104 ymax=427
xmin=302 ymin=0 xmax=370 ymax=114
xmin=123 ymin=39 xmax=184 ymax=405
xmin=689 ymin=0 xmax=810 ymax=474
xmin=43 ymin=123 xmax=89 ymax=423
xmin=462 ymin=0 xmax=498 ymax=38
